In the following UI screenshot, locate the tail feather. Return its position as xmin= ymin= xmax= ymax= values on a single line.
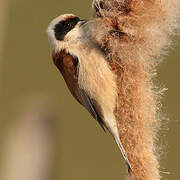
xmin=115 ymin=136 xmax=131 ymax=171
xmin=104 ymin=117 xmax=132 ymax=170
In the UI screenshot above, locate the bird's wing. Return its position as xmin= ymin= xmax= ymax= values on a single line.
xmin=52 ymin=50 xmax=106 ymax=132
xmin=78 ymin=88 xmax=106 ymax=131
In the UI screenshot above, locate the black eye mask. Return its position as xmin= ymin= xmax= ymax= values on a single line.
xmin=54 ymin=17 xmax=80 ymax=41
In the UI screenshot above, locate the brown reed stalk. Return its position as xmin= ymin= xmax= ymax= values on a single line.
xmin=0 ymin=0 xmax=7 ymax=62
xmin=91 ymin=0 xmax=180 ymax=179
xmin=0 ymin=97 xmax=57 ymax=180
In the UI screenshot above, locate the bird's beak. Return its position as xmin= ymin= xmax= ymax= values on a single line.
xmin=78 ymin=20 xmax=87 ymax=26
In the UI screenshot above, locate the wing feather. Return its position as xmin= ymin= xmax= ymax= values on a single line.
xmin=78 ymin=88 xmax=106 ymax=131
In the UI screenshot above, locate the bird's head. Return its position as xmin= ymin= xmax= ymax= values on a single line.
xmin=46 ymin=14 xmax=87 ymax=53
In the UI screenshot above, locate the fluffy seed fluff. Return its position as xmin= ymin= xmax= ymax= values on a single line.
xmin=91 ymin=0 xmax=180 ymax=179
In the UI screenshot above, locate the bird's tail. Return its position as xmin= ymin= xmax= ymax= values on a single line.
xmin=103 ymin=112 xmax=132 ymax=170
xmin=114 ymin=135 xmax=131 ymax=171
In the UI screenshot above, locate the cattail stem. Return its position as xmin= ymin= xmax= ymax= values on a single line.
xmin=91 ymin=0 xmax=179 ymax=179
xmin=112 ymin=59 xmax=160 ymax=179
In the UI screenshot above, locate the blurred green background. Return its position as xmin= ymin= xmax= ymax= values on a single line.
xmin=0 ymin=0 xmax=180 ymax=179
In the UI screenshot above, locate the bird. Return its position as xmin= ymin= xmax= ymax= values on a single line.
xmin=46 ymin=14 xmax=131 ymax=170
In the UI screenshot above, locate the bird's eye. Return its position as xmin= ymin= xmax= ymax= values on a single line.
xmin=54 ymin=17 xmax=80 ymax=41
